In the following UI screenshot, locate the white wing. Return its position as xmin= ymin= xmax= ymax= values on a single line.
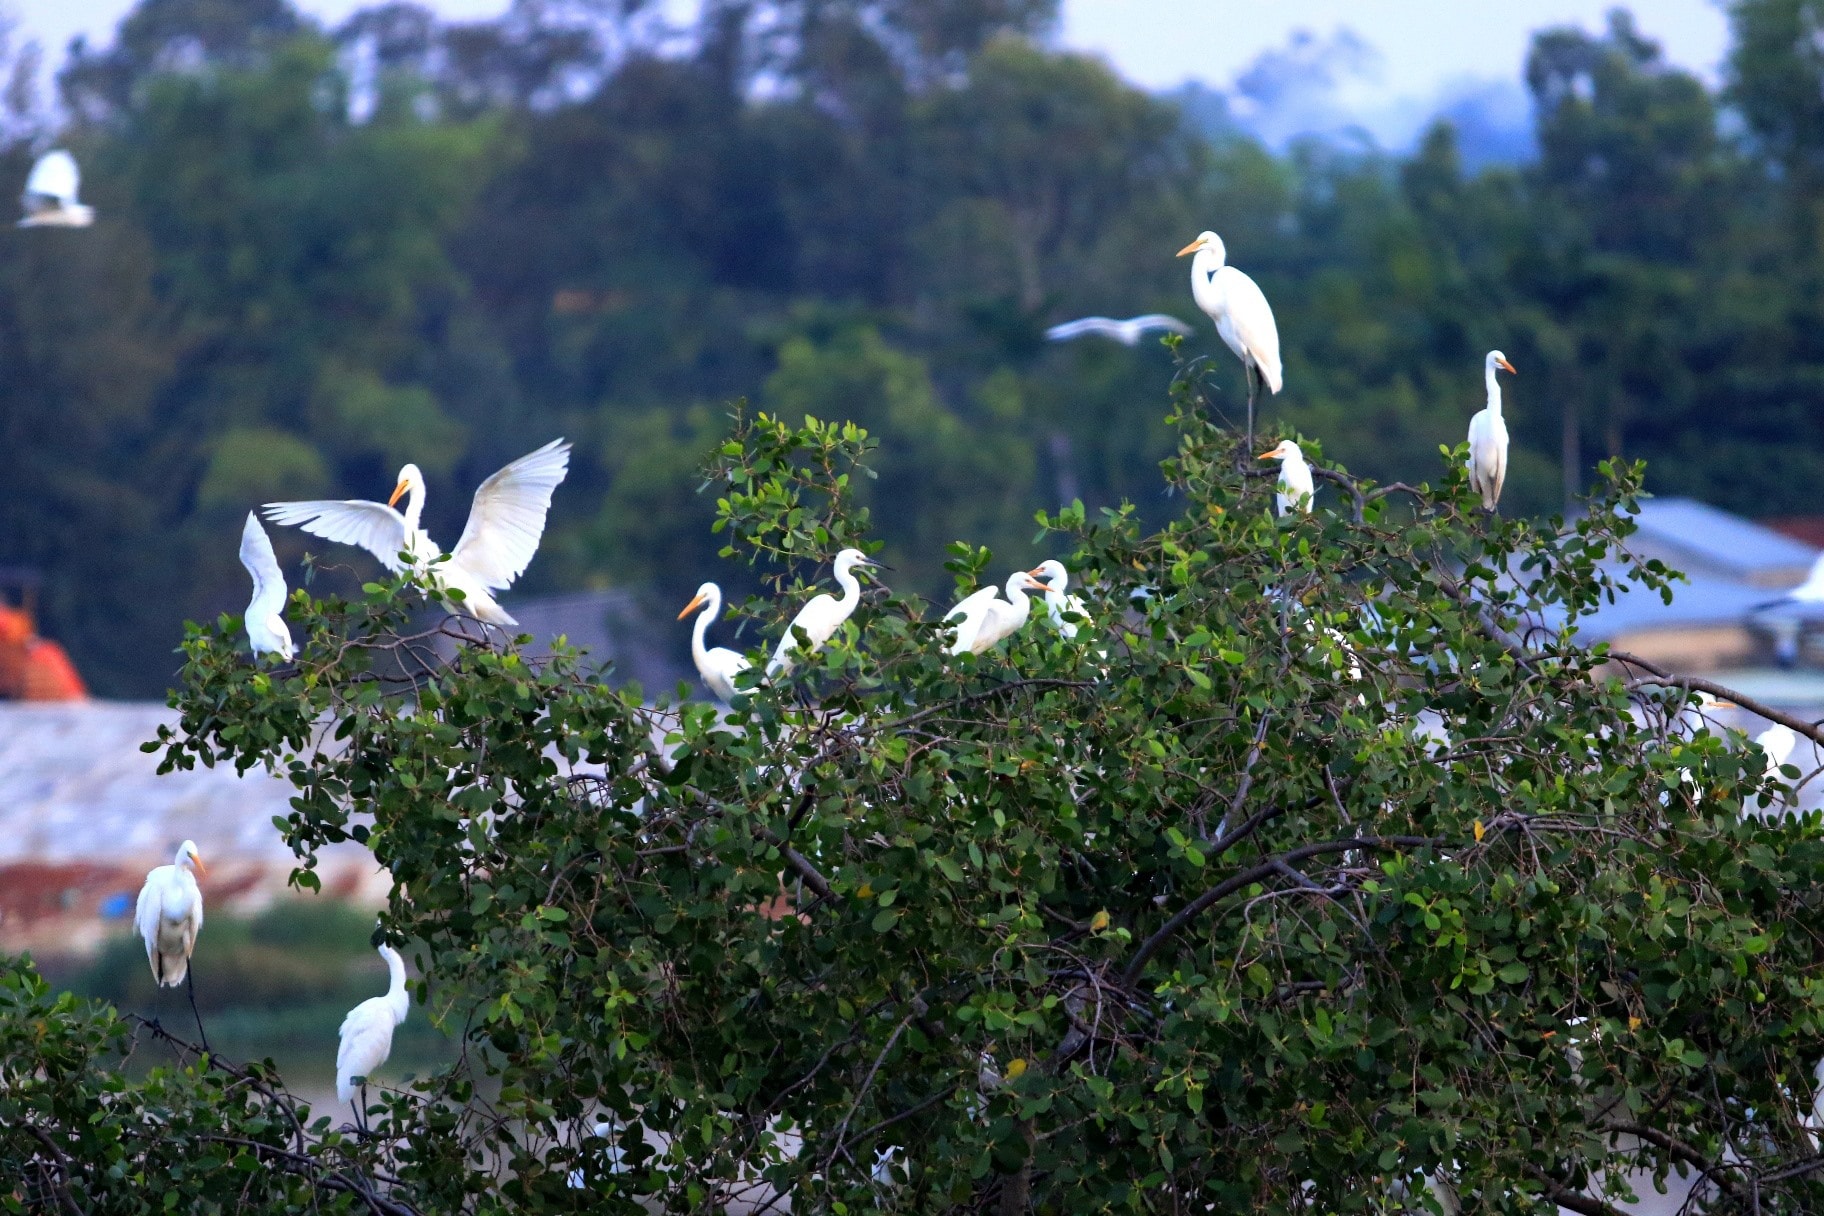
xmin=337 ymin=999 xmax=397 ymax=1101
xmin=134 ymin=868 xmax=165 ymax=959
xmin=1045 ymin=318 xmax=1123 ymax=342
xmin=1215 ymin=267 xmax=1282 ymax=393
xmin=239 ymin=513 xmax=287 ymax=617
xmin=450 ymin=439 xmax=572 ymax=591
xmin=263 ymin=499 xmax=412 ymax=572
xmin=25 ymin=150 xmax=79 ymax=205
xmin=1127 ymin=314 xmax=1194 ymax=337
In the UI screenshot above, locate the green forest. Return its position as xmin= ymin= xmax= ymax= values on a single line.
xmin=3 ymin=0 xmax=1821 ymax=696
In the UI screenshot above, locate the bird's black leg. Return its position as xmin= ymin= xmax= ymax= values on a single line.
xmin=185 ymin=968 xmax=210 ymax=1054
xmin=1245 ymin=361 xmax=1258 ymax=449
xmin=355 ymin=1083 xmax=370 ymax=1137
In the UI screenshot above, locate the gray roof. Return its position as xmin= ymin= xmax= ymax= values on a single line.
xmin=1571 ymin=569 xmax=1777 ymax=643
xmin=1628 ymin=498 xmax=1820 ymax=589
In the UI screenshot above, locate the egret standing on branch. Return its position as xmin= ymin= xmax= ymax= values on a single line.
xmin=18 ymin=149 xmax=94 ymax=228
xmin=679 ymin=581 xmax=751 ymax=701
xmin=766 ymin=548 xmax=884 ymax=678
xmin=1178 ymin=230 xmax=1282 ymax=442
xmin=239 ymin=513 xmax=293 ymax=661
xmin=337 ymin=942 xmax=409 ymax=1134
xmin=1466 ymin=351 xmax=1516 ymax=511
xmin=946 ymin=570 xmax=1047 ymax=655
xmin=265 ymin=439 xmax=571 ymax=628
xmin=1258 ymin=440 xmax=1314 ymax=515
xmin=1044 ymin=314 xmax=1193 ymax=347
xmin=135 ymin=840 xmax=207 ymax=1048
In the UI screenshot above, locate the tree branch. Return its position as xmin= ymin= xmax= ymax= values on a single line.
xmin=1609 ymin=649 xmax=1824 ymax=746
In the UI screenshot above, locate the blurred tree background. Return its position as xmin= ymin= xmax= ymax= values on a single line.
xmin=0 ymin=0 xmax=1816 ymax=695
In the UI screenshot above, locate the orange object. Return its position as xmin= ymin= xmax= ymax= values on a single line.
xmin=0 ymin=602 xmax=86 ymax=700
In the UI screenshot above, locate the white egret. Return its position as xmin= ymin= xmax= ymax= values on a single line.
xmin=1177 ymin=230 xmax=1282 ymax=439
xmin=1466 ymin=351 xmax=1516 ymax=511
xmin=134 ymin=839 xmax=207 ymax=1046
xmin=1749 ymin=722 xmax=1800 ymax=818
xmin=1044 ymin=314 xmax=1193 ymax=347
xmin=766 ymin=548 xmax=883 ymax=678
xmin=239 ymin=513 xmax=294 ymax=661
xmin=18 ymin=150 xmax=94 ymax=228
xmin=1258 ymin=439 xmax=1313 ymax=515
xmin=1755 ymin=552 xmax=1824 ymax=611
xmin=1027 ymin=559 xmax=1087 ymax=638
xmin=678 ymin=581 xmax=751 ymax=701
xmin=946 ymin=570 xmax=1047 ymax=655
xmin=337 ymin=942 xmax=409 ymax=1132
xmin=265 ymin=439 xmax=570 ymax=627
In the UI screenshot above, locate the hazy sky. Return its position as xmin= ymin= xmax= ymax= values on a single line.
xmin=9 ymin=0 xmax=1733 ymax=103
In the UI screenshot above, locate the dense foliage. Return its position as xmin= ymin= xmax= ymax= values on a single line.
xmin=9 ymin=378 xmax=1824 ymax=1212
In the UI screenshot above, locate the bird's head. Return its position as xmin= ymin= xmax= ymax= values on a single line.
xmin=388 ymin=464 xmax=425 ymax=508
xmin=178 ymin=840 xmax=206 ymax=876
xmin=1257 ymin=440 xmax=1301 ymax=463
xmin=1027 ymin=559 xmax=1068 ymax=588
xmin=1176 ymin=230 xmax=1225 ymax=264
xmin=835 ymin=548 xmax=886 ymax=576
xmin=678 ymin=582 xmax=718 ymax=621
xmin=1487 ymin=350 xmax=1516 ymax=375
xmin=1020 ymin=574 xmax=1050 ymax=595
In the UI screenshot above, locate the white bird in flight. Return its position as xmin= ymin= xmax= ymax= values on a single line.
xmin=265 ymin=439 xmax=571 ymax=627
xmin=337 ymin=941 xmax=409 ymax=1131
xmin=1044 ymin=314 xmax=1193 ymax=347
xmin=766 ymin=548 xmax=884 ymax=678
xmin=1258 ymin=439 xmax=1313 ymax=515
xmin=239 ymin=513 xmax=294 ymax=661
xmin=1027 ymin=559 xmax=1087 ymax=639
xmin=18 ymin=149 xmax=94 ymax=228
xmin=1466 ymin=350 xmax=1516 ymax=511
xmin=679 ymin=581 xmax=751 ymax=701
xmin=1178 ymin=230 xmax=1282 ymax=438
xmin=135 ymin=839 xmax=208 ymax=1046
xmin=946 ymin=569 xmax=1046 ymax=655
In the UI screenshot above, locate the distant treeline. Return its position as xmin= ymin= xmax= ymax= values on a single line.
xmin=0 ymin=0 xmax=1818 ymax=695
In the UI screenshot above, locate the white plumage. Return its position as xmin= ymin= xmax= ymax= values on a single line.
xmin=1466 ymin=350 xmax=1516 ymax=511
xmin=1044 ymin=314 xmax=1193 ymax=347
xmin=1178 ymin=231 xmax=1282 ymax=411
xmin=135 ymin=840 xmax=205 ymax=988
xmin=946 ymin=570 xmax=1045 ymax=655
xmin=19 ymin=149 xmax=94 ymax=228
xmin=766 ymin=548 xmax=882 ymax=677
xmin=238 ymin=513 xmax=294 ymax=661
xmin=1258 ymin=439 xmax=1314 ymax=515
xmin=336 ymin=943 xmax=409 ymax=1106
xmin=1027 ymin=559 xmax=1087 ymax=639
xmin=679 ymin=581 xmax=751 ymax=701
xmin=265 ymin=439 xmax=570 ymax=627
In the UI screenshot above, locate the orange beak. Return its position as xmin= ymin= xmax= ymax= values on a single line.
xmin=1257 ymin=448 xmax=1280 ymax=460
xmin=1175 ymin=238 xmax=1204 ymax=258
xmin=1496 ymin=356 xmax=1516 ymax=374
xmin=191 ymin=851 xmax=207 ymax=877
xmin=387 ymin=479 xmax=409 ymax=508
xmin=677 ymin=592 xmax=708 ymax=621
xmin=1023 ymin=576 xmax=1049 ymax=592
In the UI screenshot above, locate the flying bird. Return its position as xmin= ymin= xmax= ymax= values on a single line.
xmin=265 ymin=439 xmax=571 ymax=627
xmin=1258 ymin=439 xmax=1314 ymax=515
xmin=337 ymin=942 xmax=410 ymax=1132
xmin=1466 ymin=351 xmax=1516 ymax=511
xmin=239 ymin=513 xmax=294 ymax=661
xmin=766 ymin=548 xmax=884 ymax=678
xmin=1178 ymin=230 xmax=1282 ymax=439
xmin=679 ymin=581 xmax=751 ymax=701
xmin=19 ymin=149 xmax=94 ymax=228
xmin=946 ymin=570 xmax=1046 ymax=655
xmin=1044 ymin=314 xmax=1193 ymax=347
xmin=135 ymin=839 xmax=207 ymax=1046
xmin=1028 ymin=559 xmax=1087 ymax=639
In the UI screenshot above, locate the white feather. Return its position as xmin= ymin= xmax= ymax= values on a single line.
xmin=238 ymin=513 xmax=293 ymax=660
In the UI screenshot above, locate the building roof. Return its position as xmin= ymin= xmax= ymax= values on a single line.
xmin=1628 ymin=498 xmax=1820 ymax=589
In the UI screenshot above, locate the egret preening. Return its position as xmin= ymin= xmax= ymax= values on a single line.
xmin=1258 ymin=439 xmax=1314 ymax=515
xmin=239 ymin=513 xmax=294 ymax=661
xmin=134 ymin=840 xmax=207 ymax=1047
xmin=337 ymin=943 xmax=409 ymax=1133
xmin=1028 ymin=559 xmax=1087 ymax=638
xmin=18 ymin=150 xmax=94 ymax=228
xmin=679 ymin=581 xmax=751 ymax=701
xmin=1044 ymin=314 xmax=1193 ymax=347
xmin=946 ymin=570 xmax=1047 ymax=655
xmin=1178 ymin=230 xmax=1282 ymax=441
xmin=265 ymin=439 xmax=571 ymax=627
xmin=1466 ymin=351 xmax=1516 ymax=511
xmin=766 ymin=548 xmax=884 ymax=678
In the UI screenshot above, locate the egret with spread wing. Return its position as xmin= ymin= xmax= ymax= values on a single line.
xmin=679 ymin=582 xmax=751 ymax=701
xmin=135 ymin=840 xmax=207 ymax=1047
xmin=1466 ymin=351 xmax=1516 ymax=511
xmin=1258 ymin=439 xmax=1313 ymax=515
xmin=265 ymin=439 xmax=570 ymax=627
xmin=946 ymin=570 xmax=1046 ymax=655
xmin=239 ymin=513 xmax=293 ymax=661
xmin=1045 ymin=314 xmax=1193 ymax=347
xmin=337 ymin=942 xmax=409 ymax=1133
xmin=19 ymin=149 xmax=93 ymax=228
xmin=766 ymin=548 xmax=883 ymax=677
xmin=1178 ymin=230 xmax=1281 ymax=440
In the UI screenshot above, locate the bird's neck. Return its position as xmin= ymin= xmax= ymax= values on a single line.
xmin=400 ymin=483 xmax=424 ymax=532
xmin=1484 ymin=366 xmax=1503 ymax=415
xmin=384 ymin=948 xmax=408 ymax=1015
xmin=691 ymin=594 xmax=717 ymax=665
xmin=834 ymin=566 xmax=861 ymax=610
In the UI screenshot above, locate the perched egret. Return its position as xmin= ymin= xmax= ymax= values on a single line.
xmin=1028 ymin=559 xmax=1087 ymax=638
xmin=238 ymin=513 xmax=294 ymax=661
xmin=1750 ymin=722 xmax=1801 ymax=818
xmin=766 ymin=548 xmax=884 ymax=677
xmin=18 ymin=150 xmax=93 ymax=228
xmin=1466 ymin=351 xmax=1516 ymax=511
xmin=337 ymin=942 xmax=409 ymax=1132
xmin=1258 ymin=439 xmax=1314 ymax=515
xmin=946 ymin=570 xmax=1047 ymax=655
xmin=1178 ymin=230 xmax=1282 ymax=439
xmin=135 ymin=840 xmax=207 ymax=1046
xmin=679 ymin=581 xmax=751 ymax=701
xmin=265 ymin=439 xmax=570 ymax=627
xmin=1044 ymin=314 xmax=1193 ymax=346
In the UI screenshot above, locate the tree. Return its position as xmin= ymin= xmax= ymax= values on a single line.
xmin=11 ymin=363 xmax=1824 ymax=1213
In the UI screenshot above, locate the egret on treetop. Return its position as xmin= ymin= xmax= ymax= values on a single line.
xmin=1044 ymin=314 xmax=1193 ymax=347
xmin=679 ymin=581 xmax=751 ymax=701
xmin=1178 ymin=230 xmax=1282 ymax=441
xmin=766 ymin=548 xmax=884 ymax=678
xmin=946 ymin=570 xmax=1047 ymax=655
xmin=1466 ymin=351 xmax=1516 ymax=512
xmin=265 ymin=439 xmax=570 ymax=628
xmin=1258 ymin=439 xmax=1314 ymax=515
xmin=1027 ymin=559 xmax=1087 ymax=639
xmin=135 ymin=840 xmax=207 ymax=1047
xmin=19 ymin=150 xmax=93 ymax=228
xmin=239 ymin=513 xmax=293 ymax=662
xmin=337 ymin=941 xmax=409 ymax=1134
